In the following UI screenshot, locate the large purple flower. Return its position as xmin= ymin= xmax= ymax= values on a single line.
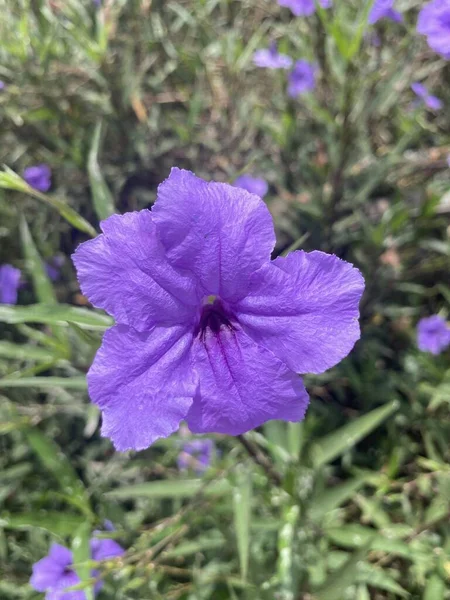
xmin=233 ymin=175 xmax=268 ymax=198
xmin=23 ymin=164 xmax=52 ymax=193
xmin=253 ymin=42 xmax=293 ymax=69
xmin=288 ymin=60 xmax=317 ymax=97
xmin=30 ymin=537 xmax=124 ymax=600
xmin=73 ymin=168 xmax=364 ymax=451
xmin=411 ymin=83 xmax=442 ymax=110
xmin=417 ymin=0 xmax=450 ymax=59
xmin=0 ymin=264 xmax=21 ymax=304
xmin=417 ymin=315 xmax=450 ymax=355
xmin=368 ymin=0 xmax=403 ymax=24
xmin=278 ymin=0 xmax=332 ymax=17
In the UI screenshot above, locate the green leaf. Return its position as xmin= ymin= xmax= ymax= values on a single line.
xmin=0 ymin=303 xmax=113 ymax=330
xmin=326 ymin=525 xmax=415 ymax=560
xmin=357 ymin=563 xmax=409 ymax=598
xmin=0 ymin=512 xmax=85 ymax=537
xmin=0 ymin=376 xmax=87 ymax=390
xmin=72 ymin=522 xmax=94 ymax=600
xmin=24 ymin=428 xmax=91 ymax=516
xmin=311 ymin=400 xmax=399 ymax=468
xmin=106 ymin=479 xmax=231 ymax=499
xmin=316 ymin=545 xmax=370 ymax=600
xmin=310 ymin=473 xmax=371 ymax=520
xmin=233 ymin=467 xmax=252 ymax=581
xmin=88 ymin=121 xmax=115 ymax=221
xmin=424 ymin=574 xmax=446 ymax=600
xmin=0 ymin=167 xmax=97 ymax=237
xmin=0 ymin=341 xmax=58 ymax=362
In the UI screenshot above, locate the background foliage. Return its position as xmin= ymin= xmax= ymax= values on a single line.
xmin=0 ymin=0 xmax=449 ymax=598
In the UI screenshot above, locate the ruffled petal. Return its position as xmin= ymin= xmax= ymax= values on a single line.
xmin=30 ymin=544 xmax=72 ymax=592
xmin=72 ymin=211 xmax=200 ymax=330
xmin=152 ymin=168 xmax=275 ymax=303
xmin=88 ymin=324 xmax=198 ymax=451
xmin=233 ymin=251 xmax=364 ymax=374
xmin=186 ymin=326 xmax=309 ymax=435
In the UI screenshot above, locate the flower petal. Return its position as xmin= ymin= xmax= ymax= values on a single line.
xmin=186 ymin=326 xmax=309 ymax=435
xmin=46 ymin=571 xmax=84 ymax=600
xmin=89 ymin=324 xmax=198 ymax=451
xmin=233 ymin=251 xmax=364 ymax=374
xmin=30 ymin=544 xmax=72 ymax=592
xmin=90 ymin=537 xmax=125 ymax=562
xmin=152 ymin=168 xmax=275 ymax=302
xmin=72 ymin=210 xmax=200 ymax=330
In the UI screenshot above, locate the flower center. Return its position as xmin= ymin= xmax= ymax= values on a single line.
xmin=196 ymin=298 xmax=234 ymax=340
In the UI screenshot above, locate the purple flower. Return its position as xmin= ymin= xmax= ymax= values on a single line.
xmin=418 ymin=0 xmax=450 ymax=59
xmin=278 ymin=0 xmax=332 ymax=17
xmin=253 ymin=42 xmax=293 ymax=69
xmin=0 ymin=264 xmax=21 ymax=304
xmin=233 ymin=175 xmax=268 ymax=198
xmin=72 ymin=168 xmax=364 ymax=452
xmin=30 ymin=537 xmax=124 ymax=599
xmin=23 ymin=164 xmax=52 ymax=193
xmin=417 ymin=315 xmax=450 ymax=355
xmin=178 ymin=438 xmax=215 ymax=474
xmin=288 ymin=60 xmax=317 ymax=97
xmin=369 ymin=0 xmax=403 ymax=24
xmin=46 ymin=256 xmax=65 ymax=282
xmin=0 ymin=81 xmax=5 ymax=91
xmin=411 ymin=82 xmax=443 ymax=110
xmin=30 ymin=544 xmax=84 ymax=600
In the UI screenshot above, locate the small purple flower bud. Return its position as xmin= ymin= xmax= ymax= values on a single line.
xmin=253 ymin=43 xmax=293 ymax=69
xmin=288 ymin=60 xmax=316 ymax=97
xmin=0 ymin=264 xmax=21 ymax=304
xmin=233 ymin=175 xmax=268 ymax=198
xmin=23 ymin=164 xmax=52 ymax=193
xmin=417 ymin=315 xmax=450 ymax=355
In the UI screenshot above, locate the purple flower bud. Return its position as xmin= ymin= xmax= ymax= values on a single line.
xmin=278 ymin=0 xmax=332 ymax=17
xmin=369 ymin=0 xmax=403 ymax=24
xmin=23 ymin=164 xmax=52 ymax=193
xmin=411 ymin=82 xmax=442 ymax=110
xmin=253 ymin=42 xmax=293 ymax=69
xmin=0 ymin=264 xmax=21 ymax=304
xmin=417 ymin=0 xmax=450 ymax=59
xmin=417 ymin=315 xmax=450 ymax=355
xmin=288 ymin=60 xmax=317 ymax=97
xmin=233 ymin=175 xmax=268 ymax=198
xmin=0 ymin=81 xmax=5 ymax=91
xmin=178 ymin=438 xmax=215 ymax=474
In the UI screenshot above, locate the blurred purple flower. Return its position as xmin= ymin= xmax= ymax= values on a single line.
xmin=45 ymin=255 xmax=65 ymax=282
xmin=0 ymin=81 xmax=5 ymax=91
xmin=23 ymin=164 xmax=52 ymax=193
xmin=30 ymin=544 xmax=84 ymax=600
xmin=72 ymin=168 xmax=364 ymax=451
xmin=30 ymin=536 xmax=124 ymax=599
xmin=417 ymin=315 xmax=450 ymax=355
xmin=233 ymin=175 xmax=268 ymax=198
xmin=0 ymin=264 xmax=21 ymax=304
xmin=418 ymin=0 xmax=450 ymax=59
xmin=369 ymin=0 xmax=403 ymax=24
xmin=253 ymin=42 xmax=293 ymax=69
xmin=288 ymin=60 xmax=317 ymax=97
xmin=177 ymin=438 xmax=215 ymax=474
xmin=411 ymin=82 xmax=443 ymax=110
xmin=278 ymin=0 xmax=332 ymax=17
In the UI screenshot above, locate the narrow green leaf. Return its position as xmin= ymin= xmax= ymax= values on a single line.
xmin=24 ymin=428 xmax=91 ymax=516
xmin=357 ymin=563 xmax=409 ymax=598
xmin=106 ymin=479 xmax=231 ymax=499
xmin=19 ymin=216 xmax=56 ymax=304
xmin=88 ymin=122 xmax=115 ymax=220
xmin=0 ymin=376 xmax=87 ymax=390
xmin=316 ymin=546 xmax=370 ymax=600
xmin=233 ymin=467 xmax=252 ymax=580
xmin=0 ymin=512 xmax=85 ymax=537
xmin=311 ymin=400 xmax=399 ymax=468
xmin=310 ymin=473 xmax=371 ymax=520
xmin=0 ymin=341 xmax=58 ymax=362
xmin=0 ymin=303 xmax=113 ymax=330
xmin=0 ymin=167 xmax=96 ymax=237
xmin=326 ymin=525 xmax=416 ymax=560
xmin=72 ymin=522 xmax=94 ymax=600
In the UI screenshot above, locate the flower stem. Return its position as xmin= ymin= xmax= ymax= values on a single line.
xmin=237 ymin=434 xmax=283 ymax=487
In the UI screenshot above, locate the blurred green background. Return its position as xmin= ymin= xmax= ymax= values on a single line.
xmin=0 ymin=1 xmax=449 ymax=598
